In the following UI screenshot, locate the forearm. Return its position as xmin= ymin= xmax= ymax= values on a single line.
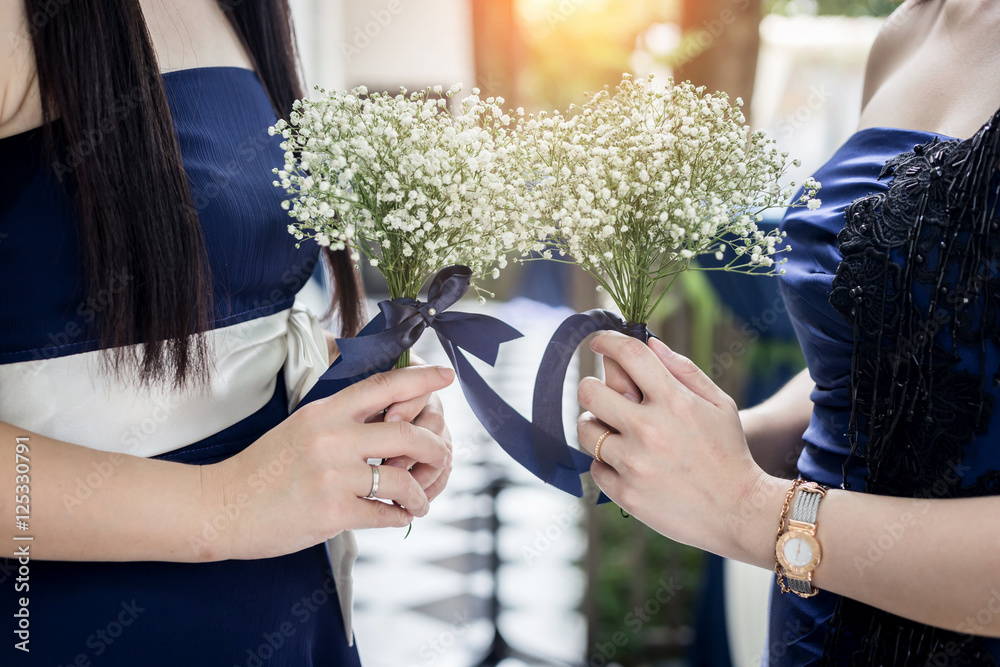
xmin=736 ymin=475 xmax=1000 ymax=637
xmin=0 ymin=421 xmax=217 ymax=562
xmin=740 ymin=367 xmax=813 ymax=478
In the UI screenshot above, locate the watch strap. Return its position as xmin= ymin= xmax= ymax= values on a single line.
xmin=786 ymin=575 xmax=815 ymax=596
xmin=791 ymin=485 xmax=823 ymax=525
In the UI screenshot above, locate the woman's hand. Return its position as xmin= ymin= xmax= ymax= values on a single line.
xmin=576 ymin=331 xmax=769 ymax=561
xmin=322 ymin=335 xmax=453 ymax=500
xmin=202 ymin=364 xmax=455 ymax=561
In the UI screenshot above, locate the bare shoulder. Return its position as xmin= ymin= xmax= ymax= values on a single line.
xmin=140 ymin=0 xmax=254 ymax=73
xmin=0 ymin=1 xmax=43 ymax=139
xmin=860 ymin=0 xmax=939 ymax=112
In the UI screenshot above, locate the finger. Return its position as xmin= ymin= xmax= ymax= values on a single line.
xmin=423 ymin=464 xmax=451 ymax=502
xmin=408 ymin=461 xmax=442 ymax=490
xmin=647 ymin=337 xmax=731 ymax=408
xmin=353 ymin=497 xmax=415 ymax=529
xmin=603 ymin=356 xmax=641 ymax=403
xmin=576 ymin=411 xmax=624 ymax=469
xmin=384 ymin=391 xmax=431 ymax=425
xmin=411 ymin=393 xmax=446 ymax=436
xmin=360 ymin=421 xmax=452 ymax=469
xmin=589 ymin=459 xmax=624 ymax=503
xmin=359 ymin=464 xmax=430 ymax=516
xmin=334 ymin=365 xmax=455 ymax=422
xmin=382 ymin=455 xmax=414 ymax=471
xmin=577 ymin=376 xmax=637 ymax=434
xmin=590 ymin=331 xmax=685 ymax=403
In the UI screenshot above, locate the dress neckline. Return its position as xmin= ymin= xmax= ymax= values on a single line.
xmin=846 ymin=125 xmax=958 ymax=142
xmin=0 ymin=66 xmax=261 ymax=145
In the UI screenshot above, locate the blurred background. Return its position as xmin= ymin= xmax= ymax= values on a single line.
xmin=288 ymin=1 xmax=898 ymax=665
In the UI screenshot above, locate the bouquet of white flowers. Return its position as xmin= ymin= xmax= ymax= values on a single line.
xmin=273 ymin=84 xmax=534 ymax=312
xmin=522 ymin=74 xmax=820 ymax=326
xmin=273 ymin=84 xmax=539 ymax=366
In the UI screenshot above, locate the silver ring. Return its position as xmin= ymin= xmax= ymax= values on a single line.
xmin=366 ymin=464 xmax=380 ymax=499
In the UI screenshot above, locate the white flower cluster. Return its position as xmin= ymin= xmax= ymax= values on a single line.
xmin=271 ymin=84 xmax=535 ymax=300
xmin=521 ymin=74 xmax=820 ymax=323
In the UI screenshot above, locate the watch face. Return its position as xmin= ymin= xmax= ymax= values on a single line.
xmin=782 ymin=537 xmax=813 ymax=568
xmin=775 ymin=530 xmax=821 ymax=576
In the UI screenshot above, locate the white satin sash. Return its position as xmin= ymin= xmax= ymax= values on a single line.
xmin=0 ymin=301 xmax=359 ymax=643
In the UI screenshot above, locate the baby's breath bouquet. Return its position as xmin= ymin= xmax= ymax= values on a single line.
xmin=272 ymin=84 xmax=535 ymax=367
xmin=523 ymin=74 xmax=820 ymax=326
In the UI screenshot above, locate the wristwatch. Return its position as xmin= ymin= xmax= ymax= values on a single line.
xmin=775 ymin=481 xmax=827 ymax=597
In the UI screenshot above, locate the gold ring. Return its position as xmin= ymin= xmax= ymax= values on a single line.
xmin=594 ymin=430 xmax=612 ymax=463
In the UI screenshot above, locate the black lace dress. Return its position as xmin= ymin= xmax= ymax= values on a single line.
xmin=772 ymin=111 xmax=1000 ymax=665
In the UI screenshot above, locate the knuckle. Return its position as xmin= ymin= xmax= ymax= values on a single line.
xmin=577 ymin=378 xmax=598 ymax=407
xmin=634 ymin=416 xmax=657 ymax=443
xmin=615 ymin=448 xmax=639 ymax=476
xmin=620 ymin=337 xmax=647 ymax=360
xmin=368 ymin=371 xmax=394 ymax=393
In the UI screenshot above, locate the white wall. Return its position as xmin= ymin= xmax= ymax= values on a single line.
xmin=291 ymin=0 xmax=476 ymax=94
xmin=290 ymin=0 xmax=348 ymax=92
xmin=340 ymin=0 xmax=476 ymax=90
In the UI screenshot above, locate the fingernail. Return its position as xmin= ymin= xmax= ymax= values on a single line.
xmin=437 ymin=366 xmax=455 ymax=381
xmin=649 ymin=337 xmax=673 ymax=356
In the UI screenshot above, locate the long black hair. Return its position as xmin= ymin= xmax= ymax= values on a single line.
xmin=25 ymin=0 xmax=364 ymax=387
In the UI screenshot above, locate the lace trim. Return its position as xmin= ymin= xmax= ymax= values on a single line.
xmin=824 ymin=113 xmax=1000 ymax=666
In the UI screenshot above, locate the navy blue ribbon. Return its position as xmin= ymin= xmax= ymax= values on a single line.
xmin=530 ymin=309 xmax=653 ymax=502
xmin=296 ymin=265 xmax=594 ymax=497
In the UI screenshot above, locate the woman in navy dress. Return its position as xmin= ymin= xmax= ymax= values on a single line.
xmin=0 ymin=1 xmax=454 ymax=665
xmin=575 ymin=1 xmax=1000 ymax=664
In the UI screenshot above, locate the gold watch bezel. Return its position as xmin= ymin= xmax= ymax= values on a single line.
xmin=775 ymin=528 xmax=822 ymax=577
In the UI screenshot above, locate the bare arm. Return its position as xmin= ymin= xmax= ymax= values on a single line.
xmin=0 ymin=365 xmax=455 ymax=563
xmin=0 ymin=421 xmax=215 ymax=562
xmin=739 ymin=368 xmax=813 ymax=479
xmin=579 ymin=333 xmax=1000 ymax=637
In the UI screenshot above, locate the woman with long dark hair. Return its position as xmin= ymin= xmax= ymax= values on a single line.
xmin=0 ymin=1 xmax=454 ymax=664
xmin=576 ymin=1 xmax=1000 ymax=664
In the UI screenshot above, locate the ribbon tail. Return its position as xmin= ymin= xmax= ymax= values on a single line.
xmin=531 ymin=310 xmax=623 ymax=481
xmin=436 ymin=332 xmax=584 ymax=497
xmin=432 ymin=313 xmax=523 ymax=366
xmin=531 ymin=309 xmax=651 ymax=504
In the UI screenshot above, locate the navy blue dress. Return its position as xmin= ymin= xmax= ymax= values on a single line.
xmin=0 ymin=67 xmax=361 ymax=666
xmin=771 ymin=127 xmax=1000 ymax=665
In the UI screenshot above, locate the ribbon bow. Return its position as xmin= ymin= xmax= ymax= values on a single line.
xmin=297 ymin=265 xmax=593 ymax=496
